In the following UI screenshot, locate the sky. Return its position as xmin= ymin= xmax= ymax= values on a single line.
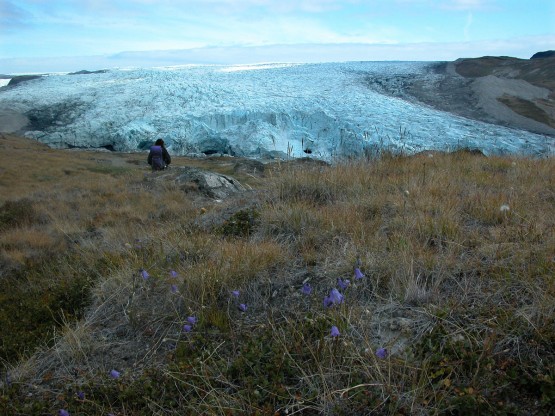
xmin=1 ymin=0 xmax=554 ymax=73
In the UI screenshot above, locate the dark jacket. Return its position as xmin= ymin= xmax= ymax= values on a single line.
xmin=147 ymin=145 xmax=171 ymax=169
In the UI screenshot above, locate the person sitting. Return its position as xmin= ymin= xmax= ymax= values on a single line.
xmin=147 ymin=139 xmax=171 ymax=170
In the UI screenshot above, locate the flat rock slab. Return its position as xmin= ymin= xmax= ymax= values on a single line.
xmin=147 ymin=166 xmax=246 ymax=200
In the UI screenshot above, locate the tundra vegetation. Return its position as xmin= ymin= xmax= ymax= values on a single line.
xmin=0 ymin=133 xmax=553 ymax=415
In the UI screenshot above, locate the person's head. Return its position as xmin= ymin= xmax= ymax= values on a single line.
xmin=155 ymin=138 xmax=165 ymax=146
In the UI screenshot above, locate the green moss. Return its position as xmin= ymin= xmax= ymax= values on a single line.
xmin=0 ymin=274 xmax=93 ymax=363
xmin=219 ymin=208 xmax=260 ymax=237
xmin=0 ymin=199 xmax=41 ymax=231
xmin=0 ymin=252 xmax=120 ymax=364
xmin=413 ymin=316 xmax=555 ymax=415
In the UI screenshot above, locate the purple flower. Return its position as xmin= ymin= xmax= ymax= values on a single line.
xmin=183 ymin=324 xmax=192 ymax=333
xmin=171 ymin=284 xmax=178 ymax=293
xmin=329 ymin=288 xmax=344 ymax=304
xmin=324 ymin=288 xmax=344 ymax=308
xmin=187 ymin=316 xmax=197 ymax=325
xmin=77 ymin=391 xmax=85 ymax=400
xmin=110 ymin=369 xmax=120 ymax=379
xmin=337 ymin=278 xmax=350 ymax=290
xmin=170 ymin=270 xmax=178 ymax=278
xmin=59 ymin=410 xmax=70 ymax=416
xmin=140 ymin=269 xmax=150 ymax=280
xmin=376 ymin=347 xmax=388 ymax=359
xmin=301 ymin=283 xmax=312 ymax=295
xmin=330 ymin=326 xmax=340 ymax=337
xmin=231 ymin=290 xmax=240 ymax=298
xmin=354 ymin=268 xmax=364 ymax=280
xmin=238 ymin=303 xmax=247 ymax=312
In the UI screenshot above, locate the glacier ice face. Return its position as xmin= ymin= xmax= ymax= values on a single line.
xmin=0 ymin=62 xmax=552 ymax=159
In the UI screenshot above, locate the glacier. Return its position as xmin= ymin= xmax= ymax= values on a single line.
xmin=0 ymin=61 xmax=552 ymax=159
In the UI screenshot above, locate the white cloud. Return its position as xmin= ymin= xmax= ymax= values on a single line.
xmin=2 ymin=0 xmax=553 ymax=64
xmin=4 ymin=33 xmax=554 ymax=74
xmin=395 ymin=0 xmax=494 ymax=11
xmin=464 ymin=12 xmax=473 ymax=40
xmin=0 ymin=0 xmax=32 ymax=30
xmin=439 ymin=0 xmax=494 ymax=11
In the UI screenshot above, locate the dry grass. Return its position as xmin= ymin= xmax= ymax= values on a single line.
xmin=1 ymin=134 xmax=554 ymax=415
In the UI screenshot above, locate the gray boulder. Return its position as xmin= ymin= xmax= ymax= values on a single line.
xmin=148 ymin=166 xmax=246 ymax=199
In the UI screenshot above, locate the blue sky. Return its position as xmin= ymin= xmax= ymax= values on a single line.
xmin=1 ymin=0 xmax=554 ymax=72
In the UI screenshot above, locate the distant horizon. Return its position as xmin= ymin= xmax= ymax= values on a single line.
xmin=2 ymin=0 xmax=554 ymax=74
xmin=1 ymin=40 xmax=552 ymax=75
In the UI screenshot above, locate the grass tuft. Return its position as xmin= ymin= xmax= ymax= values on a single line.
xmin=1 ymin=134 xmax=554 ymax=415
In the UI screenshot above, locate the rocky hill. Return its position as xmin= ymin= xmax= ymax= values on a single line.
xmin=402 ymin=51 xmax=555 ymax=136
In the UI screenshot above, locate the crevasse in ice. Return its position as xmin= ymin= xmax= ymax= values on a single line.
xmin=0 ymin=62 xmax=551 ymax=159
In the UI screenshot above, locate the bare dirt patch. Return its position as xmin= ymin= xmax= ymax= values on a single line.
xmin=498 ymin=94 xmax=555 ymax=128
xmin=384 ymin=57 xmax=555 ymax=137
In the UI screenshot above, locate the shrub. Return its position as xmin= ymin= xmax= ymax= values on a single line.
xmin=0 ymin=199 xmax=41 ymax=231
xmin=219 ymin=208 xmax=260 ymax=237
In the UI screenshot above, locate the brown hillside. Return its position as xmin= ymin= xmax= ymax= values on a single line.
xmin=453 ymin=56 xmax=555 ymax=133
xmin=455 ymin=55 xmax=555 ymax=92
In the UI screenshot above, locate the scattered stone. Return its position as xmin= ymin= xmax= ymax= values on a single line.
xmin=233 ymin=159 xmax=265 ymax=176
xmin=147 ymin=166 xmax=246 ymax=199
